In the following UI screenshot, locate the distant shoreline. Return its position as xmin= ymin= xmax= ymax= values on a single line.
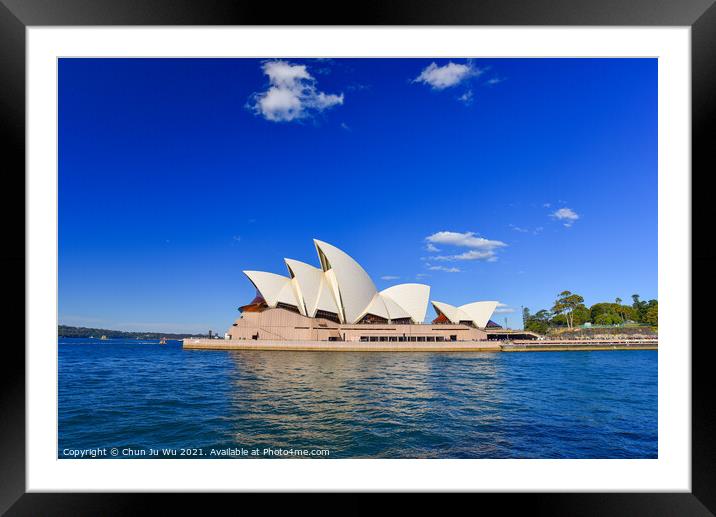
xmin=58 ymin=325 xmax=205 ymax=340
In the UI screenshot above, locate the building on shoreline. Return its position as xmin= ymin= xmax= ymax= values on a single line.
xmin=224 ymin=239 xmax=513 ymax=343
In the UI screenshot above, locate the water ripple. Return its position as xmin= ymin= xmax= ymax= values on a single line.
xmin=58 ymin=340 xmax=657 ymax=458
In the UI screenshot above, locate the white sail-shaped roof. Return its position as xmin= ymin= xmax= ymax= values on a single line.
xmin=243 ymin=240 xmax=497 ymax=328
xmin=356 ymin=293 xmax=390 ymax=322
xmin=323 ymin=268 xmax=345 ymax=321
xmin=243 ymin=270 xmax=295 ymax=308
xmin=314 ymin=278 xmax=341 ymax=319
xmin=276 ymin=281 xmax=299 ymax=308
xmin=380 ymin=294 xmax=411 ymax=320
xmin=431 ymin=301 xmax=468 ymax=324
xmin=459 ymin=301 xmax=499 ymax=329
xmin=284 ymin=258 xmax=341 ymax=317
xmin=288 ymin=277 xmax=307 ymax=316
xmin=315 ymin=277 xmax=340 ymax=316
xmin=432 ymin=300 xmax=498 ymax=328
xmin=314 ymin=239 xmax=378 ymax=324
xmin=284 ymin=259 xmax=323 ymax=316
xmin=380 ymin=283 xmax=430 ymax=323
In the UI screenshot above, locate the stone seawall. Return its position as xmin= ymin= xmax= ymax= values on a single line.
xmin=182 ymin=339 xmax=501 ymax=352
xmin=182 ymin=339 xmax=657 ymax=352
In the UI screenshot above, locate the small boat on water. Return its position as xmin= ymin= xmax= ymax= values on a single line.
xmin=159 ymin=337 xmax=167 ymax=345
xmin=100 ymin=335 xmax=108 ymax=340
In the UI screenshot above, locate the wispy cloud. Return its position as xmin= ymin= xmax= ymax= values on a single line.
xmin=457 ymin=89 xmax=474 ymax=105
xmin=345 ymin=82 xmax=369 ymax=92
xmin=424 ymin=231 xmax=507 ymax=262
xmin=551 ymin=207 xmax=580 ymax=227
xmin=425 ymin=242 xmax=441 ymax=252
xmin=380 ymin=275 xmax=400 ymax=281
xmin=427 ymin=265 xmax=461 ymax=273
xmin=509 ymin=224 xmax=543 ymax=235
xmin=431 ymin=250 xmax=498 ymax=262
xmin=248 ymin=60 xmax=344 ymax=122
xmin=426 ymin=231 xmax=506 ymax=249
xmin=486 ymin=77 xmax=505 ymax=86
xmin=494 ymin=302 xmax=515 ymax=314
xmin=416 ymin=273 xmax=430 ymax=279
xmin=413 ymin=61 xmax=481 ymax=90
xmin=509 ymin=224 xmax=529 ymax=233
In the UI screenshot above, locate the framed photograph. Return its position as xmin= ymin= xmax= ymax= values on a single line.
xmin=3 ymin=0 xmax=713 ymax=512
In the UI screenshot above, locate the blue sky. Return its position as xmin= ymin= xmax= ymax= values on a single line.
xmin=59 ymin=58 xmax=657 ymax=333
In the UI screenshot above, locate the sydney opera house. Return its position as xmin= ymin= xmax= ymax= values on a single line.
xmin=225 ymin=239 xmax=501 ymax=343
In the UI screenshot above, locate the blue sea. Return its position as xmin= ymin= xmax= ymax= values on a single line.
xmin=58 ymin=339 xmax=657 ymax=459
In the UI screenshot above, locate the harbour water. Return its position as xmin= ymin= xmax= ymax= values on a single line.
xmin=58 ymin=338 xmax=657 ymax=459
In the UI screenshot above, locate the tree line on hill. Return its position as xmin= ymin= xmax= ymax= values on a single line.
xmin=522 ymin=292 xmax=658 ymax=335
xmin=58 ymin=325 xmax=207 ymax=340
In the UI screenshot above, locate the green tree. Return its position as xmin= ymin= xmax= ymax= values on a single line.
xmin=645 ymin=303 xmax=658 ymax=326
xmin=632 ymin=294 xmax=649 ymax=323
xmin=572 ymin=305 xmax=591 ymax=326
xmin=551 ymin=304 xmax=589 ymax=327
xmin=534 ymin=309 xmax=551 ymax=320
xmin=552 ymin=291 xmax=585 ymax=329
xmin=619 ymin=305 xmax=636 ymax=322
xmin=550 ymin=313 xmax=568 ymax=327
xmin=591 ymin=302 xmax=629 ymax=324
xmin=525 ymin=318 xmax=549 ymax=334
xmin=525 ymin=309 xmax=551 ymax=335
xmin=595 ymin=313 xmax=620 ymax=325
xmin=615 ymin=297 xmax=623 ymax=322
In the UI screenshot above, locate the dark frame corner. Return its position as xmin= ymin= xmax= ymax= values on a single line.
xmin=2 ymin=0 xmax=714 ymax=513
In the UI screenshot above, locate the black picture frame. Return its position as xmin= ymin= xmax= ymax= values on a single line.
xmin=2 ymin=0 xmax=713 ymax=512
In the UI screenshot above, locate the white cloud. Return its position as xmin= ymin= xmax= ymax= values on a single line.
xmin=427 ymin=265 xmax=461 ymax=273
xmin=425 ymin=242 xmax=441 ymax=252
xmin=486 ymin=77 xmax=505 ymax=86
xmin=416 ymin=273 xmax=430 ymax=279
xmin=431 ymin=250 xmax=495 ymax=261
xmin=510 ymin=224 xmax=543 ymax=235
xmin=457 ymin=90 xmax=474 ymax=105
xmin=426 ymin=231 xmax=506 ymax=250
xmin=249 ymin=60 xmax=344 ymax=122
xmin=551 ymin=207 xmax=580 ymax=227
xmin=494 ymin=303 xmax=515 ymax=314
xmin=414 ymin=62 xmax=479 ymax=90
xmin=509 ymin=224 xmax=529 ymax=233
xmin=425 ymin=231 xmax=506 ymax=261
xmin=494 ymin=307 xmax=514 ymax=314
xmin=380 ymin=275 xmax=400 ymax=281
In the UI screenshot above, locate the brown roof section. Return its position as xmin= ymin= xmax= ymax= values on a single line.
xmin=239 ymin=292 xmax=268 ymax=313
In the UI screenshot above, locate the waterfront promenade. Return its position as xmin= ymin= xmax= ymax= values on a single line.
xmin=183 ymin=338 xmax=657 ymax=352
